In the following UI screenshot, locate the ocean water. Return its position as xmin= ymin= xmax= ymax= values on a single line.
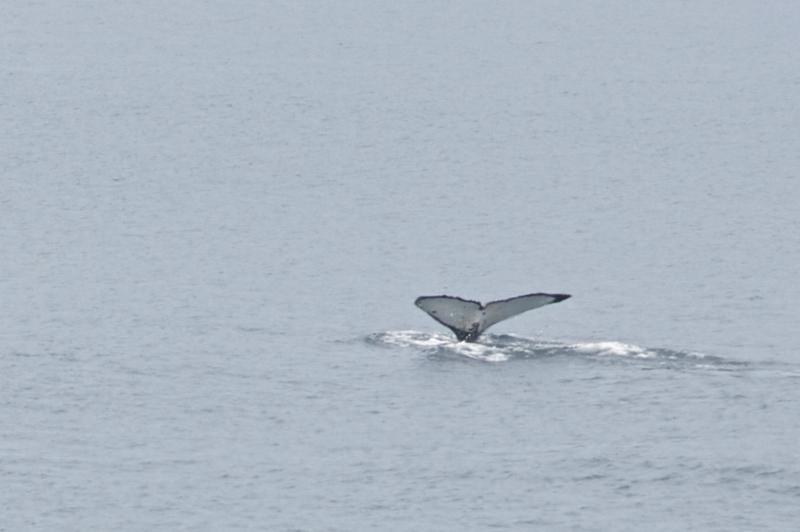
xmin=3 ymin=1 xmax=800 ymax=530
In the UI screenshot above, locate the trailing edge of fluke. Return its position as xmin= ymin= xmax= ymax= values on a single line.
xmin=414 ymin=292 xmax=571 ymax=342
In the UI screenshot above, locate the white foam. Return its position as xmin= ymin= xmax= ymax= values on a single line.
xmin=373 ymin=330 xmax=452 ymax=348
xmin=371 ymin=332 xmax=726 ymax=368
xmin=370 ymin=331 xmax=511 ymax=362
xmin=570 ymin=341 xmax=654 ymax=358
xmin=450 ymin=342 xmax=509 ymax=362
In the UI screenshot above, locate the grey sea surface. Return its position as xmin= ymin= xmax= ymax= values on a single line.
xmin=3 ymin=1 xmax=800 ymax=530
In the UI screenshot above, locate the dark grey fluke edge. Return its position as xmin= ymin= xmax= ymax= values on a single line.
xmin=414 ymin=292 xmax=571 ymax=342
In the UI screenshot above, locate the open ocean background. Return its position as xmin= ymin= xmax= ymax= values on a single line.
xmin=3 ymin=1 xmax=800 ymax=530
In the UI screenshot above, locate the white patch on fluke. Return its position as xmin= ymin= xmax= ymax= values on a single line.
xmin=414 ymin=292 xmax=571 ymax=342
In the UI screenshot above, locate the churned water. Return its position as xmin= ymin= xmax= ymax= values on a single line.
xmin=3 ymin=1 xmax=800 ymax=530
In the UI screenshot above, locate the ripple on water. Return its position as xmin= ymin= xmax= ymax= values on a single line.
xmin=365 ymin=330 xmax=748 ymax=370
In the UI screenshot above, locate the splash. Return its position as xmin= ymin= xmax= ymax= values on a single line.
xmin=570 ymin=341 xmax=655 ymax=358
xmin=365 ymin=331 xmax=743 ymax=369
xmin=366 ymin=330 xmax=510 ymax=361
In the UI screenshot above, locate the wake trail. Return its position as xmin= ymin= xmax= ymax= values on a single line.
xmin=365 ymin=330 xmax=749 ymax=370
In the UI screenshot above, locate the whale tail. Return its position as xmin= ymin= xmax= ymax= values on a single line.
xmin=414 ymin=292 xmax=571 ymax=342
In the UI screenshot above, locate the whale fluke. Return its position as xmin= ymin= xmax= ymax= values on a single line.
xmin=414 ymin=292 xmax=571 ymax=342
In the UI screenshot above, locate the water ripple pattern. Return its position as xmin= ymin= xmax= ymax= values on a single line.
xmin=367 ymin=331 xmax=747 ymax=370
